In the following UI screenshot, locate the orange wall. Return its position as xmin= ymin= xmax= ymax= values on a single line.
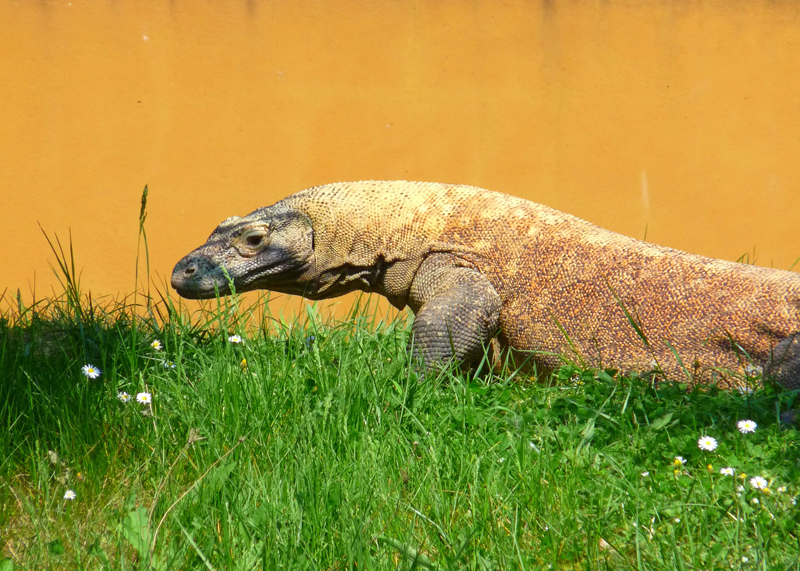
xmin=2 ymin=1 xmax=799 ymax=314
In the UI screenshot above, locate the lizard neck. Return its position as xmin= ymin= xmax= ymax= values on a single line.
xmin=304 ymin=256 xmax=422 ymax=310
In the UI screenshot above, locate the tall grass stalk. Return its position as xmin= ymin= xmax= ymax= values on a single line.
xmin=130 ymin=184 xmax=151 ymax=381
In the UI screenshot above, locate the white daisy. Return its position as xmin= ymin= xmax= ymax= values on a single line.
xmin=63 ymin=489 xmax=76 ymax=500
xmin=81 ymin=364 xmax=101 ymax=379
xmin=673 ymin=456 xmax=687 ymax=466
xmin=136 ymin=392 xmax=152 ymax=405
xmin=117 ymin=392 xmax=131 ymax=403
xmin=778 ymin=486 xmax=787 ymax=493
xmin=641 ymin=471 xmax=650 ymax=477
xmin=741 ymin=556 xmax=749 ymax=563
xmin=697 ymin=436 xmax=718 ymax=451
xmin=161 ymin=360 xmax=176 ymax=369
xmin=749 ymin=476 xmax=768 ymax=490
xmin=150 ymin=339 xmax=163 ymax=351
xmin=228 ymin=334 xmax=243 ymax=344
xmin=720 ymin=467 xmax=735 ymax=476
xmin=737 ymin=420 xmax=757 ymax=434
xmin=751 ymin=498 xmax=760 ymax=505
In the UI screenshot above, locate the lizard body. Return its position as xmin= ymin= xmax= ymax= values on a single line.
xmin=172 ymin=181 xmax=800 ymax=388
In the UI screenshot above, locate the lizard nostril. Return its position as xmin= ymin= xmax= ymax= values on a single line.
xmin=184 ymin=266 xmax=196 ymax=276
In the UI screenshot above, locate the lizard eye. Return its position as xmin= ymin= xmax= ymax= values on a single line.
xmin=237 ymin=227 xmax=270 ymax=255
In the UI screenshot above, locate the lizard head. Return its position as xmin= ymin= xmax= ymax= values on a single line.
xmin=171 ymin=208 xmax=315 ymax=299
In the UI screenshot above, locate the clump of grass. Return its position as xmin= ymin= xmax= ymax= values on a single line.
xmin=2 ymin=294 xmax=799 ymax=570
xmin=1 ymin=189 xmax=799 ymax=569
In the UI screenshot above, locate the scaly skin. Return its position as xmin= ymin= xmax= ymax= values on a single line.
xmin=171 ymin=181 xmax=800 ymax=389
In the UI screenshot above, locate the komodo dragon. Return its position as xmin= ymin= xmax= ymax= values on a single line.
xmin=171 ymin=181 xmax=800 ymax=389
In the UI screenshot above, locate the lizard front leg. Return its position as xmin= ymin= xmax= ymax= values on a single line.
xmin=407 ymin=254 xmax=502 ymax=369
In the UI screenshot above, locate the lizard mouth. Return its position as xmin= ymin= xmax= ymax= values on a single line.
xmin=236 ymin=259 xmax=315 ymax=296
xmin=171 ymin=282 xmax=228 ymax=300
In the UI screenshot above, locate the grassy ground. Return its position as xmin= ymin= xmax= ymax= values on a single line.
xmin=2 ymin=195 xmax=799 ymax=570
xmin=1 ymin=284 xmax=799 ymax=571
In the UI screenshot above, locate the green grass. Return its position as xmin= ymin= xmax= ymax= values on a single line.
xmin=2 ymin=285 xmax=799 ymax=570
xmin=1 ymin=190 xmax=799 ymax=570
